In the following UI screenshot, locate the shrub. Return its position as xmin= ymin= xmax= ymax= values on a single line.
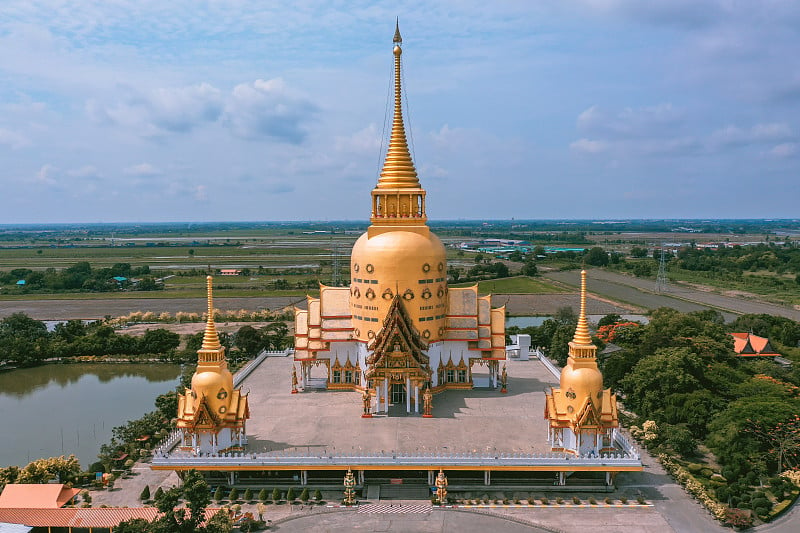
xmin=154 ymin=487 xmax=164 ymax=501
xmin=286 ymin=487 xmax=296 ymax=502
xmin=540 ymin=497 xmax=549 ymax=505
xmin=300 ymin=488 xmax=309 ymax=502
xmin=637 ymin=495 xmax=646 ymax=504
xmin=700 ymin=468 xmax=714 ymax=478
xmin=314 ymin=489 xmax=322 ymax=501
xmin=620 ymin=497 xmax=628 ymax=504
xmin=258 ymin=489 xmax=268 ymax=502
xmin=243 ymin=488 xmax=253 ymax=502
xmin=572 ymin=496 xmax=580 ymax=504
xmin=228 ymin=487 xmax=239 ymax=502
xmin=589 ymin=497 xmax=597 ymax=505
xmin=556 ymin=497 xmax=564 ymax=504
xmin=724 ymin=508 xmax=753 ymax=529
xmin=139 ymin=485 xmax=150 ymax=501
xmin=214 ymin=487 xmax=224 ymax=502
xmin=686 ymin=463 xmax=704 ymax=474
xmin=272 ymin=488 xmax=281 ymax=502
xmin=604 ymin=497 xmax=612 ymax=504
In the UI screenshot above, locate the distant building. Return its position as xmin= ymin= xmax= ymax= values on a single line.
xmin=730 ymin=332 xmax=780 ymax=357
xmin=219 ymin=269 xmax=242 ymax=276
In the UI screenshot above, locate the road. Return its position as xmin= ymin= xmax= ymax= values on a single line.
xmin=544 ymin=269 xmax=800 ymax=321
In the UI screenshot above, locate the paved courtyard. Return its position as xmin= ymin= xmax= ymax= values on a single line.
xmin=242 ymin=356 xmax=559 ymax=456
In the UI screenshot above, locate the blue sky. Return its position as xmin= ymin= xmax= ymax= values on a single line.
xmin=1 ymin=1 xmax=798 ymax=223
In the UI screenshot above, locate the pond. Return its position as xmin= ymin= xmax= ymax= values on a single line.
xmin=0 ymin=363 xmax=181 ymax=469
xmin=506 ymin=314 xmax=649 ymax=329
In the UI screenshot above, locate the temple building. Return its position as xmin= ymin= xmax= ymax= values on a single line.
xmin=545 ymin=270 xmax=619 ymax=456
xmin=176 ymin=276 xmax=249 ymax=454
xmin=293 ymin=23 xmax=506 ymax=415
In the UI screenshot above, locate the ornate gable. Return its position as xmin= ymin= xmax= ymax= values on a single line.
xmin=190 ymin=397 xmax=220 ymax=430
xmin=365 ymin=296 xmax=430 ymax=381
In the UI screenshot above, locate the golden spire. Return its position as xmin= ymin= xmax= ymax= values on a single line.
xmin=201 ymin=275 xmax=222 ymax=351
xmin=571 ymin=270 xmax=592 ymax=346
xmin=377 ymin=20 xmax=420 ymax=189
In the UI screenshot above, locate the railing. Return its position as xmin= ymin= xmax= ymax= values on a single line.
xmin=611 ymin=428 xmax=640 ymax=459
xmin=234 ymin=348 xmax=293 ymax=387
xmin=152 ymin=449 xmax=642 ymax=469
xmin=538 ymin=353 xmax=561 ymax=380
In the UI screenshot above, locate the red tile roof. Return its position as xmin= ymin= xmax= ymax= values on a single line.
xmin=0 ymin=485 xmax=80 ymax=509
xmin=730 ymin=333 xmax=780 ymax=356
xmin=0 ymin=508 xmax=221 ymax=528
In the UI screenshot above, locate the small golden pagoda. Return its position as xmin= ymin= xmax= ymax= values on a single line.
xmin=177 ymin=276 xmax=249 ymax=454
xmin=544 ymin=270 xmax=618 ymax=455
xmin=294 ymin=22 xmax=506 ymax=415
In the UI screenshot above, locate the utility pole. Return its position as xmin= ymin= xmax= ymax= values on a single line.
xmin=655 ymin=243 xmax=669 ymax=293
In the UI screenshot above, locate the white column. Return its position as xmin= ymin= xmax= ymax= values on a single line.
xmin=428 ymin=470 xmax=435 ymax=485
xmin=301 ymin=471 xmax=308 ymax=485
xmin=406 ymin=377 xmax=411 ymax=413
xmin=384 ymin=380 xmax=389 ymax=412
xmin=415 ymin=385 xmax=420 ymax=413
xmin=484 ymin=470 xmax=491 ymax=485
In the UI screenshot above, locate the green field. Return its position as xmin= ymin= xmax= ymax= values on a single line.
xmin=451 ymin=276 xmax=567 ymax=294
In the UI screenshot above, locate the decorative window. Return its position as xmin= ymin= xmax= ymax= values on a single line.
xmin=422 ymin=262 xmax=431 ymax=273
xmin=438 ymin=368 xmax=446 ymax=384
xmin=565 ymin=389 xmax=577 ymax=400
xmin=219 ymin=406 xmax=227 ymax=414
xmin=332 ymin=370 xmax=341 ymax=383
xmin=353 ymin=287 xmax=361 ymax=298
xmin=365 ymin=288 xmax=376 ymax=300
xmin=458 ymin=370 xmax=467 ymax=382
xmin=567 ymin=405 xmax=574 ymax=413
xmin=345 ymin=370 xmax=353 ymax=383
xmin=438 ymin=262 xmax=444 ymax=272
xmin=446 ymin=369 xmax=455 ymax=383
xmin=421 ymin=288 xmax=432 ymax=300
xmin=365 ymin=264 xmax=374 ymax=274
xmin=382 ymin=288 xmax=394 ymax=300
xmin=217 ymin=389 xmax=228 ymax=400
xmin=422 ymin=329 xmax=431 ymax=339
xmin=353 ymin=263 xmax=360 ymax=273
xmin=367 ymin=330 xmax=375 ymax=339
xmin=437 ymin=286 xmax=445 ymax=298
xmin=403 ymin=289 xmax=415 ymax=300
xmin=438 ymin=327 xmax=445 ymax=336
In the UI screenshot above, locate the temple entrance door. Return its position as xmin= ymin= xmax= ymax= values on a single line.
xmin=391 ymin=383 xmax=406 ymax=404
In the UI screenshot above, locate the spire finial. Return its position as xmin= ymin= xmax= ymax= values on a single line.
xmin=571 ymin=270 xmax=592 ymax=346
xmin=393 ymin=18 xmax=402 ymax=44
xmin=375 ymin=19 xmax=419 ymax=190
xmin=201 ymin=275 xmax=222 ymax=351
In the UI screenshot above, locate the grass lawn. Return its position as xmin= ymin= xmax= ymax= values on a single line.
xmin=451 ymin=276 xmax=568 ymax=294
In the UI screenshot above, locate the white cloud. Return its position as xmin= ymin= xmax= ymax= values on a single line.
xmin=577 ymin=104 xmax=683 ymax=139
xmin=124 ymin=163 xmax=161 ymax=177
xmin=33 ymin=164 xmax=57 ymax=185
xmin=709 ymin=123 xmax=793 ymax=147
xmin=770 ymin=143 xmax=798 ymax=158
xmin=0 ymin=128 xmax=30 ymax=149
xmin=570 ymin=138 xmax=608 ymax=154
xmin=222 ymin=78 xmax=317 ymax=143
xmin=68 ymin=165 xmax=101 ymax=178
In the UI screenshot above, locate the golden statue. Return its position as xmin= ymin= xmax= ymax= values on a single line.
xmin=361 ymin=388 xmax=373 ymax=418
xmin=343 ymin=468 xmax=357 ymax=505
xmin=291 ymin=366 xmax=298 ymax=394
xmin=500 ymin=363 xmax=508 ymax=393
xmin=435 ymin=469 xmax=448 ymax=504
xmin=422 ymin=386 xmax=433 ymax=418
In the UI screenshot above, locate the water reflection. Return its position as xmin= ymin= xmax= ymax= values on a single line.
xmin=0 ymin=363 xmax=180 ymax=468
xmin=0 ymin=363 xmax=180 ymax=398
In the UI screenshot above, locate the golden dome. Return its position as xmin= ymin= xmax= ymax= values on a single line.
xmin=191 ymin=367 xmax=234 ymax=414
xmin=560 ymin=362 xmax=603 ymax=405
xmin=350 ymin=229 xmax=447 ymax=342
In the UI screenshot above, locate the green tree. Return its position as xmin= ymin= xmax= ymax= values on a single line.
xmin=114 ymin=518 xmax=151 ymax=532
xmin=258 ymin=488 xmax=268 ymax=502
xmin=597 ymin=314 xmax=622 ymax=328
xmin=228 ymin=487 xmax=239 ymax=502
xmin=286 ymin=487 xmax=296 ymax=501
xmin=630 ymin=247 xmax=648 ymax=258
xmin=585 ymin=247 xmax=609 ymax=266
xmin=272 ymin=487 xmax=281 ymax=502
xmin=522 ymin=260 xmax=538 ymax=276
xmin=140 ymin=485 xmax=150 ymax=501
xmin=235 ymin=326 xmax=263 ymax=356
xmin=300 ymin=488 xmax=309 ymax=502
xmin=214 ymin=487 xmax=224 ymax=502
xmin=243 ymin=488 xmax=253 ymax=502
xmin=139 ymin=328 xmax=180 ymax=354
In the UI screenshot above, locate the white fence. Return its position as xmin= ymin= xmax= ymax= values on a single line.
xmin=152 ymin=449 xmax=642 ymax=469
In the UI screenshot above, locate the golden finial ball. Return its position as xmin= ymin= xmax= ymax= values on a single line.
xmin=394 ymin=45 xmax=402 ymax=56
xmin=207 ymin=275 xmax=213 ymax=281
